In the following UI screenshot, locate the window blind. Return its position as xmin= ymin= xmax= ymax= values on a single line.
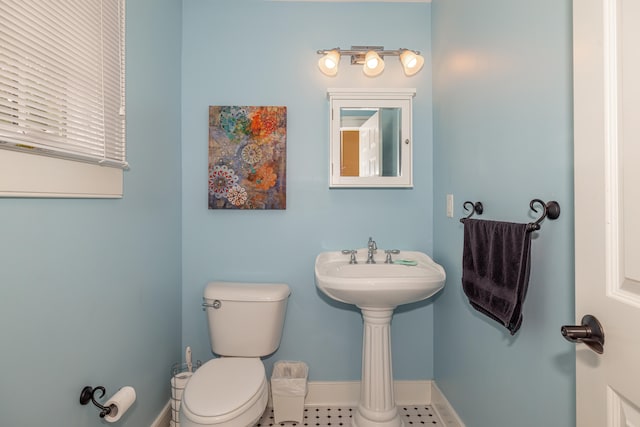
xmin=0 ymin=0 xmax=127 ymax=169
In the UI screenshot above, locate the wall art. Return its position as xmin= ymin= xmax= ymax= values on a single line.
xmin=208 ymin=106 xmax=287 ymax=209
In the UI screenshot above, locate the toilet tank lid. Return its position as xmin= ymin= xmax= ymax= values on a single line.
xmin=205 ymin=282 xmax=291 ymax=302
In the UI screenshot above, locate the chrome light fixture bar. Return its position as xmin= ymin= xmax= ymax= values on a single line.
xmin=317 ymin=46 xmax=424 ymax=77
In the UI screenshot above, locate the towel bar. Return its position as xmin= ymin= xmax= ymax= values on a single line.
xmin=459 ymin=199 xmax=560 ymax=232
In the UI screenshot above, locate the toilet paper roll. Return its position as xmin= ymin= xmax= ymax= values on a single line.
xmin=104 ymin=386 xmax=136 ymax=423
xmin=171 ymin=397 xmax=181 ymax=412
xmin=171 ymin=372 xmax=191 ymax=400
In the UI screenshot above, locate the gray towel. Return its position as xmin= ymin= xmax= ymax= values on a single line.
xmin=462 ymin=219 xmax=532 ymax=335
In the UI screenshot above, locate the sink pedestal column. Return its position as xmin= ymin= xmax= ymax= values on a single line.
xmin=353 ymin=308 xmax=403 ymax=427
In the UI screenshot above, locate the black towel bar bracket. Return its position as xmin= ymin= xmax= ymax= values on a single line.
xmin=527 ymin=199 xmax=560 ymax=231
xmin=460 ymin=199 xmax=560 ymax=232
xmin=460 ymin=201 xmax=483 ymax=222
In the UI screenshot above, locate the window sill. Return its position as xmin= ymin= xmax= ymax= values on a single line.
xmin=0 ymin=150 xmax=123 ymax=198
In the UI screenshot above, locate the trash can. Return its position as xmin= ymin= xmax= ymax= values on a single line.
xmin=271 ymin=361 xmax=309 ymax=424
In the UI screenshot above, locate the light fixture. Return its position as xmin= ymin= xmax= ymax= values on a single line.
xmin=399 ymin=49 xmax=425 ymax=76
xmin=316 ymin=46 xmax=424 ymax=77
xmin=318 ymin=49 xmax=341 ymax=77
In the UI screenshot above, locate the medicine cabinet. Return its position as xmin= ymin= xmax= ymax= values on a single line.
xmin=328 ymin=88 xmax=415 ymax=188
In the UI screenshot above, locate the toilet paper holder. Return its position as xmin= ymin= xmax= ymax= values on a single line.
xmin=79 ymin=386 xmax=117 ymax=418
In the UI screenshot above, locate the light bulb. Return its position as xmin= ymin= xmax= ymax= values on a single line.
xmin=324 ymin=58 xmax=337 ymax=69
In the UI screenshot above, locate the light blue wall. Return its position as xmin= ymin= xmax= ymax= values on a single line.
xmin=0 ymin=1 xmax=182 ymax=425
xmin=0 ymin=1 xmax=578 ymax=425
xmin=181 ymin=0 xmax=434 ymax=380
xmin=431 ymin=1 xmax=575 ymax=426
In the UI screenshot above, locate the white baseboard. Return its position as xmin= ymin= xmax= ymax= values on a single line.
xmin=296 ymin=380 xmax=432 ymax=407
xmin=150 ymin=400 xmax=171 ymax=427
xmin=152 ymin=380 xmax=463 ymax=427
xmin=430 ymin=382 xmax=465 ymax=427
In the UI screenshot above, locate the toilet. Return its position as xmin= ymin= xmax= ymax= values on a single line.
xmin=180 ymin=281 xmax=291 ymax=427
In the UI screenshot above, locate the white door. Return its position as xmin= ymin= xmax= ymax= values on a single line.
xmin=573 ymin=0 xmax=640 ymax=425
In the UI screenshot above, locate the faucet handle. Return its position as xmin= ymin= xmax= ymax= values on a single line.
xmin=341 ymin=249 xmax=358 ymax=264
xmin=384 ymin=249 xmax=401 ymax=264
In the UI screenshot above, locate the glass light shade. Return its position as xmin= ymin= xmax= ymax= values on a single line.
xmin=363 ymin=51 xmax=385 ymax=77
xmin=399 ymin=50 xmax=425 ymax=76
xmin=318 ymin=50 xmax=340 ymax=76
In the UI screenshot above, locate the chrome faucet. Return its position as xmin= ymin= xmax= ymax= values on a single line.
xmin=341 ymin=249 xmax=358 ymax=264
xmin=366 ymin=237 xmax=377 ymax=264
xmin=384 ymin=249 xmax=400 ymax=264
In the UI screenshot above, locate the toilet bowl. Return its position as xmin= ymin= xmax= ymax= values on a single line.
xmin=180 ymin=282 xmax=290 ymax=427
xmin=180 ymin=358 xmax=268 ymax=427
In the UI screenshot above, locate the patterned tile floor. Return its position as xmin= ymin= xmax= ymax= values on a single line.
xmin=255 ymin=405 xmax=443 ymax=426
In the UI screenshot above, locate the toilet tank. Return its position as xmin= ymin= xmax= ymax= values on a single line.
xmin=204 ymin=281 xmax=291 ymax=357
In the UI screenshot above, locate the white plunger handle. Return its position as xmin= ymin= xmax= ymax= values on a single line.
xmin=186 ymin=346 xmax=192 ymax=372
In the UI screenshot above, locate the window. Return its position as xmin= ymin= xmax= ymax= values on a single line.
xmin=0 ymin=0 xmax=126 ymax=198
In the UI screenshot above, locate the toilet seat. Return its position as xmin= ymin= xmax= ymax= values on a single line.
xmin=181 ymin=357 xmax=268 ymax=426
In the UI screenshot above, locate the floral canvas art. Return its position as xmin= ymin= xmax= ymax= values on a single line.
xmin=208 ymin=106 xmax=287 ymax=209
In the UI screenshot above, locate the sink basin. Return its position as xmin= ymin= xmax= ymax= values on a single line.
xmin=315 ymin=250 xmax=446 ymax=309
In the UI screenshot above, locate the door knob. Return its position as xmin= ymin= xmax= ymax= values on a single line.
xmin=561 ymin=314 xmax=605 ymax=354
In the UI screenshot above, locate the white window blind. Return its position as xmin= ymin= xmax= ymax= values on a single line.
xmin=0 ymin=0 xmax=127 ymax=169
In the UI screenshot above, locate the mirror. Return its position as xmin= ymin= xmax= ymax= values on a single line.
xmin=339 ymin=107 xmax=401 ymax=178
xmin=328 ymin=88 xmax=415 ymax=188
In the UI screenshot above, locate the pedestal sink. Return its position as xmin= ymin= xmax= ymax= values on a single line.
xmin=315 ymin=249 xmax=446 ymax=427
